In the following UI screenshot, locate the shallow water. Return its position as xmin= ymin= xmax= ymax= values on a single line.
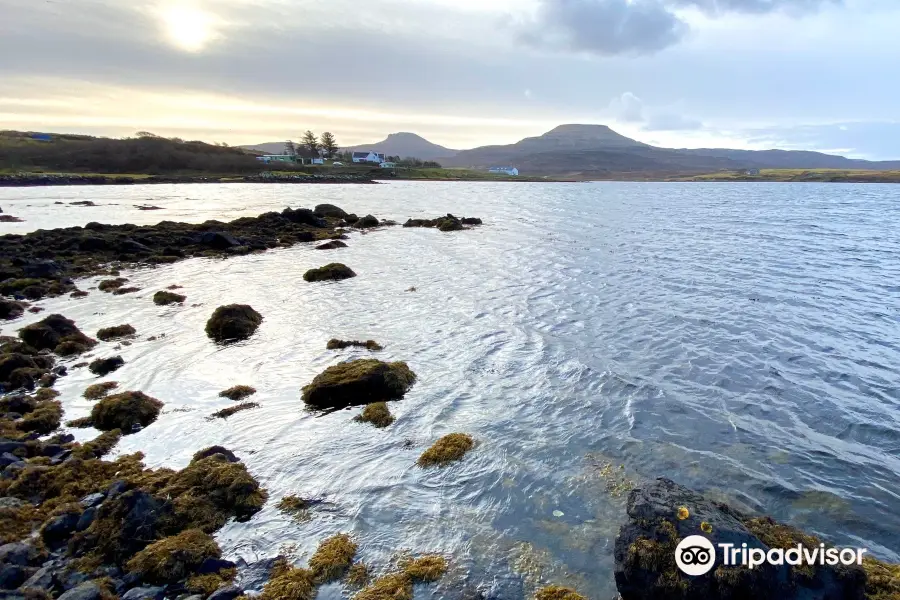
xmin=3 ymin=181 xmax=900 ymax=598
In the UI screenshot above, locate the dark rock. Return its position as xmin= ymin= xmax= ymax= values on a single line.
xmin=152 ymin=291 xmax=185 ymax=306
xmin=41 ymin=511 xmax=81 ymax=543
xmin=88 ymin=356 xmax=124 ymax=376
xmin=613 ymin=478 xmax=867 ymax=600
xmin=281 ymin=208 xmax=326 ymax=227
xmin=18 ymin=314 xmax=96 ymax=354
xmin=106 ymin=480 xmax=128 ymax=498
xmin=302 ymin=263 xmax=356 ymax=282
xmin=80 ymin=492 xmax=105 ymax=508
xmin=301 ymin=359 xmax=416 ymax=409
xmin=205 ymin=304 xmax=263 ymax=343
xmin=0 ymin=454 xmax=20 ymax=469
xmin=57 ymin=582 xmax=102 ymax=600
xmin=199 ymin=232 xmax=241 ymax=249
xmin=198 ymin=557 xmax=236 ymax=574
xmin=352 ymin=214 xmax=379 ymax=229
xmin=0 ymin=300 xmax=25 ymax=321
xmin=76 ymin=506 xmax=97 ymax=531
xmin=315 ymin=240 xmax=348 ymax=250
xmin=191 ymin=446 xmax=239 ymax=463
xmin=119 ymin=239 xmax=151 ymax=253
xmin=461 ymin=217 xmax=483 ymax=225
xmin=21 ymin=563 xmax=57 ymax=591
xmin=206 ymin=586 xmax=243 ymax=600
xmin=0 ymin=440 xmax=27 ymax=455
xmin=22 ymin=260 xmax=64 ymax=279
xmin=0 ymin=542 xmax=38 ymax=566
xmin=77 ymin=236 xmax=112 ymax=252
xmin=0 ymin=564 xmax=26 ymax=590
xmin=90 ymin=391 xmax=162 ymax=433
xmin=313 ymin=204 xmax=349 ymax=219
xmin=52 ymin=365 xmax=68 ymax=376
xmin=121 ymin=587 xmax=166 ymax=600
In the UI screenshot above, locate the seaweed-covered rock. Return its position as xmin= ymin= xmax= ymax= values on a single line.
xmin=355 ymin=573 xmax=413 ymax=600
xmin=315 ymin=240 xmax=348 ymax=250
xmin=354 ymin=402 xmax=395 ymax=428
xmin=303 ymin=263 xmax=356 ymax=282
xmin=191 ymin=446 xmax=239 ymax=463
xmin=0 ymin=353 xmax=54 ymax=391
xmin=308 ymin=533 xmax=357 ymax=583
xmin=218 ymin=385 xmax=256 ymax=401
xmin=282 ymin=208 xmax=326 ymax=227
xmin=90 ymin=391 xmax=162 ymax=433
xmin=401 ymin=555 xmax=448 ymax=583
xmin=18 ymin=314 xmax=96 ymax=355
xmin=534 ymin=586 xmax=586 ymax=600
xmin=98 ymin=278 xmax=128 ymax=293
xmin=403 ymin=214 xmax=480 ymax=231
xmin=313 ymin=204 xmax=349 ymax=219
xmin=89 ymin=356 xmax=125 ymax=377
xmin=613 ymin=478 xmax=868 ymax=600
xmin=205 ymin=305 xmax=262 ymax=343
xmin=96 ymin=324 xmax=135 ymax=341
xmin=125 ymin=529 xmax=220 ymax=584
xmin=0 ymin=299 xmax=25 ymax=320
xmin=210 ymin=402 xmax=259 ymax=419
xmin=152 ymin=291 xmax=186 ymax=306
xmin=258 ymin=561 xmax=316 ymax=600
xmin=301 ymin=359 xmax=416 ymax=409
xmin=326 ymin=339 xmax=382 ymax=351
xmin=417 ymin=433 xmax=475 ymax=468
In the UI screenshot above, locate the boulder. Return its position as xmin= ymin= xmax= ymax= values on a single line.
xmin=281 ymin=208 xmax=326 ymax=227
xmin=301 ymin=359 xmax=416 ymax=409
xmin=613 ymin=478 xmax=868 ymax=600
xmin=89 ymin=356 xmax=125 ymax=376
xmin=207 ymin=586 xmax=243 ymax=600
xmin=57 ymin=583 xmax=102 ymax=600
xmin=120 ymin=587 xmax=165 ymax=600
xmin=96 ymin=324 xmax=135 ymax=341
xmin=352 ymin=214 xmax=379 ymax=229
xmin=191 ymin=446 xmax=239 ymax=463
xmin=302 ymin=263 xmax=356 ymax=282
xmin=18 ymin=314 xmax=96 ymax=355
xmin=90 ymin=391 xmax=163 ymax=433
xmin=0 ymin=300 xmax=24 ymax=321
xmin=22 ymin=260 xmax=64 ymax=279
xmin=152 ymin=291 xmax=185 ymax=306
xmin=205 ymin=304 xmax=263 ymax=343
xmin=313 ymin=204 xmax=349 ymax=219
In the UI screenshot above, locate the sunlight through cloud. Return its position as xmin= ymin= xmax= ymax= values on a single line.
xmin=159 ymin=3 xmax=217 ymax=52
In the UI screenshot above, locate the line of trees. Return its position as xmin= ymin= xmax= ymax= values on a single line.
xmin=385 ymin=156 xmax=443 ymax=168
xmin=284 ymin=131 xmax=339 ymax=159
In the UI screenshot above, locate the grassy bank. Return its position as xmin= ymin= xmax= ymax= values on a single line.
xmin=671 ymin=168 xmax=900 ymax=183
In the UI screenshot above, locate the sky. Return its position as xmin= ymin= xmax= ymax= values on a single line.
xmin=2 ymin=0 xmax=899 ymax=158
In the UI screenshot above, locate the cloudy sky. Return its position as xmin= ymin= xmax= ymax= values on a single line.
xmin=2 ymin=0 xmax=899 ymax=157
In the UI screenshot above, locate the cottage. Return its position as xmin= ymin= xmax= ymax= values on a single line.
xmin=256 ymin=154 xmax=297 ymax=164
xmin=745 ymin=168 xmax=761 ymax=176
xmin=352 ymin=151 xmax=386 ymax=164
xmin=489 ymin=166 xmax=519 ymax=176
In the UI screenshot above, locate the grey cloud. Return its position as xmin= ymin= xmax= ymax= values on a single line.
xmin=518 ymin=0 xmax=687 ymax=56
xmin=671 ymin=0 xmax=841 ymax=15
xmin=643 ymin=113 xmax=703 ymax=131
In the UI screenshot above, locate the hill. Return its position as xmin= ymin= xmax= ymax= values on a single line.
xmin=0 ymin=131 xmax=262 ymax=174
xmin=440 ymin=124 xmax=900 ymax=176
xmin=343 ymin=132 xmax=457 ymax=160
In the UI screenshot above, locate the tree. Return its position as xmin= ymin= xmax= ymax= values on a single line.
xmin=284 ymin=140 xmax=296 ymax=156
xmin=320 ymin=132 xmax=338 ymax=158
xmin=301 ymin=131 xmax=319 ymax=155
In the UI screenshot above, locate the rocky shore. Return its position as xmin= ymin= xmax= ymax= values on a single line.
xmin=0 ymin=173 xmax=377 ymax=188
xmin=2 ymin=203 xmax=897 ymax=600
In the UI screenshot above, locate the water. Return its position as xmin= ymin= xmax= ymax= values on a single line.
xmin=3 ymin=181 xmax=900 ymax=598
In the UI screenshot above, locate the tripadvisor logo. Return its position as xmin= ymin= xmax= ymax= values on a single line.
xmin=674 ymin=535 xmax=868 ymax=576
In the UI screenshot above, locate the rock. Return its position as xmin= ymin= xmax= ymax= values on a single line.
xmin=18 ymin=314 xmax=96 ymax=354
xmin=125 ymin=530 xmax=220 ymax=583
xmin=205 ymin=304 xmax=263 ymax=343
xmin=76 ymin=506 xmax=97 ymax=531
xmin=21 ymin=562 xmax=57 ymax=591
xmin=301 ymin=359 xmax=416 ymax=409
xmin=198 ymin=557 xmax=237 ymax=575
xmin=327 ymin=339 xmax=382 ymax=351
xmin=403 ymin=214 xmax=480 ymax=231
xmin=80 ymin=492 xmax=106 ymax=508
xmin=0 ymin=300 xmax=24 ymax=321
xmin=302 ymin=263 xmax=356 ymax=282
xmin=89 ymin=356 xmax=125 ymax=376
xmin=352 ymin=214 xmax=379 ymax=229
xmin=218 ymin=385 xmax=256 ymax=401
xmin=354 ymin=402 xmax=395 ymax=428
xmin=41 ymin=511 xmax=81 ymax=543
xmin=0 ymin=542 xmax=39 ymax=566
xmin=152 ymin=291 xmax=185 ymax=305
xmin=206 ymin=586 xmax=242 ymax=600
xmin=57 ymin=583 xmax=102 ymax=600
xmin=191 ymin=446 xmax=239 ymax=463
xmin=120 ymin=238 xmax=151 ymax=253
xmin=90 ymin=391 xmax=162 ymax=433
xmin=613 ymin=478 xmax=868 ymax=600
xmin=0 ymin=497 xmax=27 ymax=509
xmin=315 ymin=240 xmax=348 ymax=250
xmin=22 ymin=260 xmax=64 ymax=279
xmin=461 ymin=217 xmax=483 ymax=225
xmin=0 ymin=564 xmax=27 ymax=590
xmin=120 ymin=587 xmax=166 ymax=600
xmin=281 ymin=207 xmax=326 ymax=227
xmin=235 ymin=556 xmax=285 ymax=593
xmin=0 ymin=454 xmax=19 ymax=469
xmin=417 ymin=433 xmax=475 ymax=467
xmin=313 ymin=204 xmax=349 ymax=219
xmin=96 ymin=324 xmax=136 ymax=341
xmin=199 ymin=232 xmax=241 ymax=249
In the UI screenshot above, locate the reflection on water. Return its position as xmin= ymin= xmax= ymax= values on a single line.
xmin=3 ymin=181 xmax=900 ymax=597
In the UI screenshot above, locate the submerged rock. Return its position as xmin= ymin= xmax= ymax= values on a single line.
xmin=326 ymin=339 xmax=382 ymax=351
xmin=0 ymin=299 xmax=25 ymax=320
xmin=302 ymin=263 xmax=356 ymax=282
xmin=417 ymin=433 xmax=475 ymax=468
xmin=403 ymin=214 xmax=481 ymax=231
xmin=315 ymin=240 xmax=348 ymax=250
xmin=205 ymin=304 xmax=263 ymax=343
xmin=301 ymin=359 xmax=416 ymax=409
xmin=89 ymin=356 xmax=125 ymax=376
xmin=125 ymin=529 xmax=220 ymax=584
xmin=96 ymin=324 xmax=136 ymax=341
xmin=90 ymin=391 xmax=162 ymax=433
xmin=613 ymin=478 xmax=872 ymax=600
xmin=218 ymin=385 xmax=256 ymax=401
xmin=152 ymin=291 xmax=186 ymax=306
xmin=354 ymin=402 xmax=395 ymax=428
xmin=18 ymin=314 xmax=96 ymax=355
xmin=209 ymin=402 xmax=260 ymax=419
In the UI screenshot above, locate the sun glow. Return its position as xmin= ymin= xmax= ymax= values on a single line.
xmin=160 ymin=4 xmax=216 ymax=52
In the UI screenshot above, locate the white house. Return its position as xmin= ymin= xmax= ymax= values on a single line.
xmin=489 ymin=166 xmax=519 ymax=176
xmin=352 ymin=151 xmax=386 ymax=164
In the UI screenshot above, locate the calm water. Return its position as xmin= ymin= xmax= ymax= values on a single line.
xmin=3 ymin=182 xmax=900 ymax=598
